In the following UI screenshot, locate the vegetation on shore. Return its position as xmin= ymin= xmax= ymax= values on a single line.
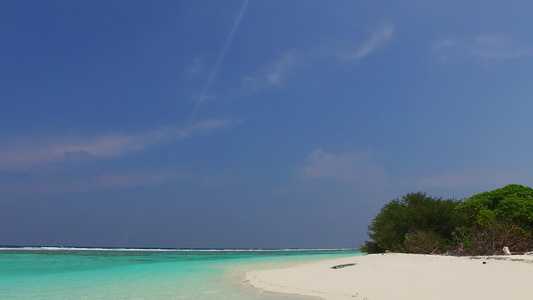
xmin=361 ymin=184 xmax=533 ymax=255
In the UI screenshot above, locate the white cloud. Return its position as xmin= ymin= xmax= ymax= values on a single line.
xmin=407 ymin=171 xmax=528 ymax=189
xmin=434 ymin=34 xmax=531 ymax=61
xmin=90 ymin=171 xmax=176 ymax=189
xmin=266 ymin=52 xmax=298 ymax=84
xmin=470 ymin=35 xmax=528 ymax=59
xmin=301 ymin=149 xmax=387 ymax=187
xmin=0 ymin=170 xmax=181 ymax=196
xmin=0 ymin=119 xmax=239 ymax=170
xmin=181 ymin=119 xmax=240 ymax=138
xmin=187 ymin=55 xmax=204 ymax=76
xmin=237 ymin=23 xmax=394 ymax=96
xmin=345 ymin=23 xmax=395 ymax=61
xmin=243 ymin=51 xmax=299 ymax=92
xmin=194 ymin=93 xmax=214 ymax=104
xmin=0 ymin=167 xmax=243 ymax=196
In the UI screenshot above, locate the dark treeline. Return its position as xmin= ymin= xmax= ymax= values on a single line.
xmin=361 ymin=184 xmax=533 ymax=255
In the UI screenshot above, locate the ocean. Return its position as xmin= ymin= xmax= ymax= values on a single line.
xmin=0 ymin=247 xmax=361 ymax=299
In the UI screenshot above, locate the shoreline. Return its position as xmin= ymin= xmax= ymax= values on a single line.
xmin=245 ymin=253 xmax=533 ymax=300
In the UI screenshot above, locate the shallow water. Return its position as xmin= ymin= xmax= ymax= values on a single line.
xmin=0 ymin=248 xmax=361 ymax=299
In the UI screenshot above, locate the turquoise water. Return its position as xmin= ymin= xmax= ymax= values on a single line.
xmin=0 ymin=248 xmax=361 ymax=299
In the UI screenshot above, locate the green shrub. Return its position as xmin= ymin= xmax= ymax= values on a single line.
xmin=360 ymin=241 xmax=384 ymax=253
xmin=363 ymin=192 xmax=461 ymax=253
xmin=454 ymin=184 xmax=533 ymax=254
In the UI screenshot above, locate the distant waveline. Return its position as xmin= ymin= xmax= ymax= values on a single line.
xmin=187 ymin=0 xmax=249 ymax=127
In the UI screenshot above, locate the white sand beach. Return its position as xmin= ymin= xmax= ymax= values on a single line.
xmin=245 ymin=253 xmax=533 ymax=300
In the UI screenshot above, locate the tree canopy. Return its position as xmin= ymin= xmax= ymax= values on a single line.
xmin=455 ymin=184 xmax=533 ymax=234
xmin=362 ymin=185 xmax=533 ymax=255
xmin=362 ymin=192 xmax=460 ymax=254
xmin=453 ymin=184 xmax=533 ymax=254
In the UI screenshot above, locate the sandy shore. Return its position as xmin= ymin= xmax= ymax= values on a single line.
xmin=245 ymin=253 xmax=533 ymax=300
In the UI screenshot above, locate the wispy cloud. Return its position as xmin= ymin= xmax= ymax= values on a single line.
xmin=192 ymin=93 xmax=214 ymax=104
xmin=301 ymin=149 xmax=387 ymax=188
xmin=265 ymin=52 xmax=298 ymax=85
xmin=0 ymin=119 xmax=240 ymax=170
xmin=344 ymin=23 xmax=395 ymax=61
xmin=89 ymin=170 xmax=177 ymax=189
xmin=406 ymin=171 xmax=529 ymax=190
xmin=0 ymin=167 xmax=243 ymax=196
xmin=434 ymin=34 xmax=532 ymax=61
xmin=0 ymin=170 xmax=181 ymax=196
xmin=187 ymin=55 xmax=204 ymax=77
xmin=242 ymin=51 xmax=299 ymax=92
xmin=238 ymin=23 xmax=394 ymax=96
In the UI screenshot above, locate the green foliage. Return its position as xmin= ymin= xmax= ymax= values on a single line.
xmin=359 ymin=241 xmax=384 ymax=253
xmin=453 ymin=184 xmax=533 ymax=254
xmin=363 ymin=192 xmax=461 ymax=253
xmin=362 ymin=185 xmax=533 ymax=255
xmin=455 ymin=184 xmax=533 ymax=231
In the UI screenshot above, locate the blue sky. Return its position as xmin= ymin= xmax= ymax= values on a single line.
xmin=2 ymin=0 xmax=533 ymax=248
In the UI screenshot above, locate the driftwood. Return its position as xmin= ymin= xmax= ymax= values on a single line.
xmin=331 ymin=263 xmax=357 ymax=269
